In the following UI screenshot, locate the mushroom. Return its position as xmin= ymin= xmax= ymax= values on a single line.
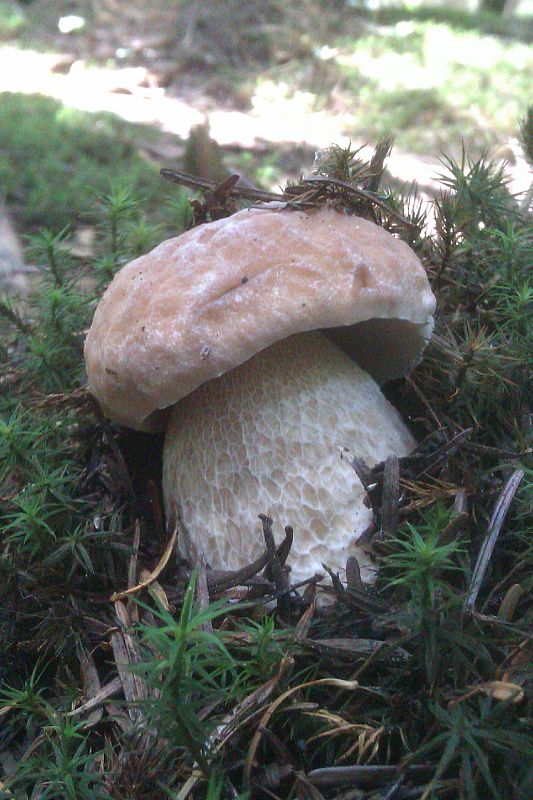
xmin=84 ymin=206 xmax=436 ymax=585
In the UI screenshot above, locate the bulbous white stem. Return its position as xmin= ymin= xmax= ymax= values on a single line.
xmin=163 ymin=331 xmax=415 ymax=585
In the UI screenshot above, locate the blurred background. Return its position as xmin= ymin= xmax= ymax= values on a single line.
xmin=0 ymin=0 xmax=531 ymax=277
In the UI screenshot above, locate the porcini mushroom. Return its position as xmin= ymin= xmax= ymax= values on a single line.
xmin=85 ymin=206 xmax=435 ymax=585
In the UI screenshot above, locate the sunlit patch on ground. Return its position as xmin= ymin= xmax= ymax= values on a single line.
xmin=0 ymin=7 xmax=530 ymax=207
xmin=0 ymin=46 xmax=204 ymax=136
xmin=0 ymin=43 xmax=444 ymax=191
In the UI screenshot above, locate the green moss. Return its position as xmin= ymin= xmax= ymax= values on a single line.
xmin=275 ymin=17 xmax=533 ymax=154
xmin=374 ymin=5 xmax=533 ymax=43
xmin=0 ymin=1 xmax=26 ymax=35
xmin=0 ymin=93 xmax=186 ymax=233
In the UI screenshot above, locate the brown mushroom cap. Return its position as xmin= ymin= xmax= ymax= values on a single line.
xmin=84 ymin=206 xmax=435 ymax=431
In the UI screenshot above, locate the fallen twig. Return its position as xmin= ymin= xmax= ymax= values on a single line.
xmin=160 ymin=168 xmax=281 ymax=204
xmin=255 ymin=573 xmax=324 ymax=607
xmin=259 ymin=514 xmax=287 ymax=591
xmin=306 ymin=763 xmax=432 ymax=788
xmin=66 ymin=677 xmax=123 ymax=719
xmin=381 ymin=454 xmax=400 ymax=538
xmin=160 ymin=167 xmax=419 ymax=230
xmin=110 ymin=600 xmax=148 ymax=724
xmin=464 ymin=469 xmax=524 ymax=613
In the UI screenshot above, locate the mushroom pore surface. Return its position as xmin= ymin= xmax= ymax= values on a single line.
xmin=163 ymin=330 xmax=416 ymax=585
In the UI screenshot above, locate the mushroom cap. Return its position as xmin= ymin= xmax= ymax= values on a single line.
xmin=84 ymin=206 xmax=436 ymax=431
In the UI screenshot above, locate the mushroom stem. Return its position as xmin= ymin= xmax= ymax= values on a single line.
xmin=162 ymin=330 xmax=415 ymax=586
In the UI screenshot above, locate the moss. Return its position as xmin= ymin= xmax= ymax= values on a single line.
xmin=0 ymin=93 xmax=185 ymax=233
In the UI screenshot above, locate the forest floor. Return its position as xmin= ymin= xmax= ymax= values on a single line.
xmin=1 ymin=4 xmax=532 ymax=799
xmin=1 ymin=0 xmax=531 ymax=242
